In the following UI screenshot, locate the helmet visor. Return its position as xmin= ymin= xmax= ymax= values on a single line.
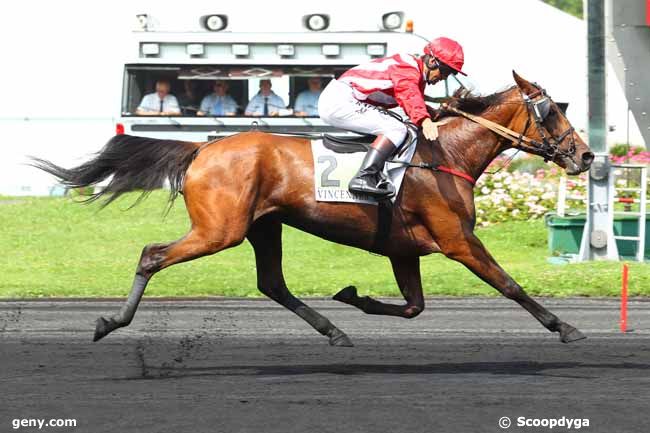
xmin=435 ymin=59 xmax=458 ymax=79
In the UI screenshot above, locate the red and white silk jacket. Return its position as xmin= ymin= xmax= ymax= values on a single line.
xmin=338 ymin=53 xmax=430 ymax=126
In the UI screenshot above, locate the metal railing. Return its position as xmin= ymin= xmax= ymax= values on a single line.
xmin=608 ymin=164 xmax=648 ymax=262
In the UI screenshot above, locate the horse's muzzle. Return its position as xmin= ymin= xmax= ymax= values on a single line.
xmin=561 ymin=150 xmax=593 ymax=175
xmin=581 ymin=151 xmax=595 ymax=168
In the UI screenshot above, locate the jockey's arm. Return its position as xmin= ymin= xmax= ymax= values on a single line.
xmin=421 ymin=118 xmax=440 ymax=141
xmin=391 ymin=67 xmax=441 ymax=141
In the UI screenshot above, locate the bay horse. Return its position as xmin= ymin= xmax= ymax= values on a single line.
xmin=32 ymin=72 xmax=594 ymax=346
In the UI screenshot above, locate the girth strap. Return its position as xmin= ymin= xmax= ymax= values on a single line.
xmin=370 ymin=201 xmax=393 ymax=254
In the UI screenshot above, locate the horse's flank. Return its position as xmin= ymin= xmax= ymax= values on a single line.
xmin=185 ymin=131 xmax=450 ymax=257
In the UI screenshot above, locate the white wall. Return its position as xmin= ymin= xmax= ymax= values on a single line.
xmin=0 ymin=0 xmax=642 ymax=195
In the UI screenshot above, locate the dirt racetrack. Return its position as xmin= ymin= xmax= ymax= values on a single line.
xmin=2 ymin=297 xmax=650 ymax=433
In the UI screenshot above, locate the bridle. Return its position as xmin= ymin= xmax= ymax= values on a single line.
xmin=522 ymin=85 xmax=576 ymax=162
xmin=443 ymin=85 xmax=577 ymax=162
xmin=379 ymin=83 xmax=580 ymax=187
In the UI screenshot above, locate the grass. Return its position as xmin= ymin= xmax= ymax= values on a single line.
xmin=1 ymin=192 xmax=648 ymax=298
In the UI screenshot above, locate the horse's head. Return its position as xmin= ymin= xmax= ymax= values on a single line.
xmin=511 ymin=71 xmax=593 ymax=175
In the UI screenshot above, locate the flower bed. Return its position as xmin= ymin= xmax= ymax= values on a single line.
xmin=474 ymin=148 xmax=650 ymax=226
xmin=474 ymin=162 xmax=588 ymax=226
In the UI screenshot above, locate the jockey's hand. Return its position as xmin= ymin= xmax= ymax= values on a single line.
xmin=422 ymin=118 xmax=439 ymax=141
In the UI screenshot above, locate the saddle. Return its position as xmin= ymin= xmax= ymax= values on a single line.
xmin=322 ymin=129 xmax=416 ymax=156
xmin=322 ymin=134 xmax=374 ymax=153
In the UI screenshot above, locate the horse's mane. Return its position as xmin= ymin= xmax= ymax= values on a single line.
xmin=436 ymin=86 xmax=516 ymax=119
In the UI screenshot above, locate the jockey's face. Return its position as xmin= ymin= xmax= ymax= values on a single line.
xmin=425 ymin=66 xmax=442 ymax=85
xmin=425 ymin=57 xmax=456 ymax=85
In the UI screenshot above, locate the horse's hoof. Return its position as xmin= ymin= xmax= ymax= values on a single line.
xmin=329 ymin=329 xmax=354 ymax=347
xmin=559 ymin=325 xmax=586 ymax=344
xmin=333 ymin=286 xmax=358 ymax=304
xmin=93 ymin=316 xmax=116 ymax=342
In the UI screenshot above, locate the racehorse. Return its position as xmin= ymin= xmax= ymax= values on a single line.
xmin=32 ymin=72 xmax=594 ymax=346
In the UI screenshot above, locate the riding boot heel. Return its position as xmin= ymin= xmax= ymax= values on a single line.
xmin=348 ymin=135 xmax=396 ymax=198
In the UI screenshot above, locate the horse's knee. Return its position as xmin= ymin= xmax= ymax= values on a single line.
xmin=257 ymin=285 xmax=278 ymax=301
xmin=257 ymin=284 xmax=291 ymax=306
xmin=501 ymin=282 xmax=524 ymax=300
xmin=404 ymin=303 xmax=424 ymax=319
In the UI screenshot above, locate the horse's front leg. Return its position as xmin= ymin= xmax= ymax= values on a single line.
xmin=333 ymin=256 xmax=425 ymax=319
xmin=247 ymin=217 xmax=353 ymax=347
xmin=440 ymin=231 xmax=585 ymax=343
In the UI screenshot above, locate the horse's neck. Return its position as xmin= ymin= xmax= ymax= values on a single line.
xmin=423 ymin=99 xmax=520 ymax=181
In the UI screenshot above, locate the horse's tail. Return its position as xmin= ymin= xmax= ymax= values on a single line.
xmin=30 ymin=134 xmax=201 ymax=207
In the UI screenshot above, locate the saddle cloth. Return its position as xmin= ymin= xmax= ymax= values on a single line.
xmin=310 ymin=136 xmax=417 ymax=205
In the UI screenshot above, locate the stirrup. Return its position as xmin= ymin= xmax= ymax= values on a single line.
xmin=376 ymin=178 xmax=395 ymax=195
xmin=349 ymin=175 xmax=395 ymax=199
xmin=375 ymin=179 xmax=396 ymax=198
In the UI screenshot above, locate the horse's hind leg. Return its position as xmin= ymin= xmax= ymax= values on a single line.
xmin=93 ymin=227 xmax=241 ymax=341
xmin=93 ymin=195 xmax=250 ymax=341
xmin=247 ymin=216 xmax=353 ymax=347
xmin=333 ymin=256 xmax=425 ymax=318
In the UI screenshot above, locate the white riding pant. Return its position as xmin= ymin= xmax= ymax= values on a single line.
xmin=318 ymin=79 xmax=408 ymax=147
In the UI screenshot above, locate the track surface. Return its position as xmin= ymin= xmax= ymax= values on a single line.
xmin=2 ymin=297 xmax=650 ymax=433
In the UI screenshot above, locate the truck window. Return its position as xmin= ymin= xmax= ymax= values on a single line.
xmin=122 ymin=65 xmax=350 ymax=117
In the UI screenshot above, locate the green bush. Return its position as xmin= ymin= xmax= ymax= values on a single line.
xmin=609 ymin=143 xmax=646 ymax=157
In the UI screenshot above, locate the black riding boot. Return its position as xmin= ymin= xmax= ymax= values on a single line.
xmin=348 ymin=135 xmax=396 ymax=199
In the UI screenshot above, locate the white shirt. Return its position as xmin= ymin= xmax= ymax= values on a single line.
xmin=199 ymin=94 xmax=239 ymax=115
xmin=294 ymin=90 xmax=322 ymax=116
xmin=245 ymin=92 xmax=285 ymax=115
xmin=137 ymin=93 xmax=180 ymax=114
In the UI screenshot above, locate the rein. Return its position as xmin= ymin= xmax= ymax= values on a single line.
xmin=391 ymin=86 xmax=577 ymax=187
xmin=442 ymin=104 xmax=546 ymax=156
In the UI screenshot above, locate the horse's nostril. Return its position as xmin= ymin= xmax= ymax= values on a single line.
xmin=582 ymin=152 xmax=594 ymax=165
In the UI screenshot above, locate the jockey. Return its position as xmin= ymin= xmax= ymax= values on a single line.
xmin=318 ymin=37 xmax=466 ymax=198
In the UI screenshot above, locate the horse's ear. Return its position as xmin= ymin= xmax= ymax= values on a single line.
xmin=512 ymin=70 xmax=537 ymax=95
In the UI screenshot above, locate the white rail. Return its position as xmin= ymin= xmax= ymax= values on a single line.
xmin=556 ymin=176 xmax=587 ymax=217
xmin=608 ymin=164 xmax=647 ymax=262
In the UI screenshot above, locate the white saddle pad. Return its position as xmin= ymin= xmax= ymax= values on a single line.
xmin=311 ymin=138 xmax=417 ymax=205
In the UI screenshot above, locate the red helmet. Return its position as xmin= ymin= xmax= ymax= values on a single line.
xmin=423 ymin=37 xmax=467 ymax=76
